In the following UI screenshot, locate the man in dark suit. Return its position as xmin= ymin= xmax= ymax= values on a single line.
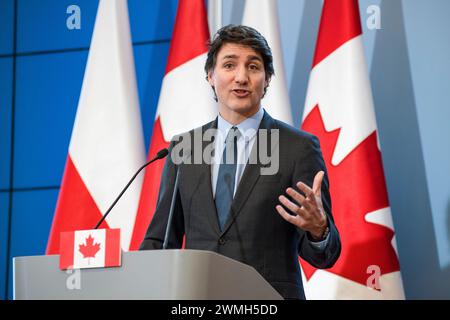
xmin=140 ymin=25 xmax=341 ymax=299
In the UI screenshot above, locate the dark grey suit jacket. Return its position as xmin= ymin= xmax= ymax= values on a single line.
xmin=140 ymin=110 xmax=341 ymax=299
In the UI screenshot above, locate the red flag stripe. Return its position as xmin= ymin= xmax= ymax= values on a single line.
xmin=105 ymin=229 xmax=121 ymax=267
xmin=312 ymin=0 xmax=362 ymax=68
xmin=46 ymin=156 xmax=109 ymax=254
xmin=165 ymin=0 xmax=209 ymax=75
xmin=59 ymin=231 xmax=75 ymax=269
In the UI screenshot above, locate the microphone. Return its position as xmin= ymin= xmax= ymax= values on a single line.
xmin=94 ymin=148 xmax=169 ymax=229
xmin=162 ymin=149 xmax=191 ymax=249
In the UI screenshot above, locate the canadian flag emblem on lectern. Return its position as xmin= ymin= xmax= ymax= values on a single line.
xmin=59 ymin=229 xmax=121 ymax=270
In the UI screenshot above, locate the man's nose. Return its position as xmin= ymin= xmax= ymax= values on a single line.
xmin=234 ymin=66 xmax=249 ymax=84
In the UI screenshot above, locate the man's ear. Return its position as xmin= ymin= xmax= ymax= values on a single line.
xmin=207 ymin=70 xmax=214 ymax=86
xmin=265 ymin=76 xmax=271 ymax=89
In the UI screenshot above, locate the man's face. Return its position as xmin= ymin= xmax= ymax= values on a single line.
xmin=208 ymin=43 xmax=269 ymax=122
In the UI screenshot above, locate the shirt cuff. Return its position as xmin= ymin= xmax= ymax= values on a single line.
xmin=308 ymin=231 xmax=330 ymax=250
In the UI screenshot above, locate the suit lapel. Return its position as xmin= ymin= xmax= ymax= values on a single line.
xmin=196 ymin=117 xmax=222 ymax=235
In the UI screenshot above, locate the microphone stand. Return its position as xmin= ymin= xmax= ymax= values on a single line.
xmin=94 ymin=148 xmax=168 ymax=229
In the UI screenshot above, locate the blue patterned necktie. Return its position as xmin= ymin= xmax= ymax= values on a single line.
xmin=215 ymin=126 xmax=240 ymax=231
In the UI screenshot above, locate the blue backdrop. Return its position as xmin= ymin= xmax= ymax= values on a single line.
xmin=1 ymin=0 xmax=449 ymax=299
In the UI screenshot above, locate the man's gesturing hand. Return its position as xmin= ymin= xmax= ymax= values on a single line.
xmin=276 ymin=171 xmax=328 ymax=241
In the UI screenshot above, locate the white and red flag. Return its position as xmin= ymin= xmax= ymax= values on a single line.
xmin=59 ymin=229 xmax=121 ymax=270
xmin=46 ymin=0 xmax=146 ymax=254
xmin=128 ymin=0 xmax=216 ymax=250
xmin=300 ymin=0 xmax=405 ymax=299
xmin=242 ymin=0 xmax=293 ymax=124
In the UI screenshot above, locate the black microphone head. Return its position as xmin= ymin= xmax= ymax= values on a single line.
xmin=156 ymin=148 xmax=169 ymax=159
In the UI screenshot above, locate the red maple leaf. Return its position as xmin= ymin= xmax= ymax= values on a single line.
xmin=79 ymin=234 xmax=101 ymax=261
xmin=300 ymin=105 xmax=400 ymax=286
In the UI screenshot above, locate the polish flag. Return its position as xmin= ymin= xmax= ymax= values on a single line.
xmin=128 ymin=0 xmax=217 ymax=250
xmin=46 ymin=0 xmax=146 ymax=254
xmin=59 ymin=229 xmax=121 ymax=270
xmin=300 ymin=0 xmax=405 ymax=299
xmin=242 ymin=0 xmax=293 ymax=124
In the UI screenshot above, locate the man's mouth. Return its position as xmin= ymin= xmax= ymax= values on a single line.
xmin=232 ymin=89 xmax=251 ymax=97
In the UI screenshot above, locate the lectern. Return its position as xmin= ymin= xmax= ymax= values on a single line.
xmin=13 ymin=249 xmax=283 ymax=300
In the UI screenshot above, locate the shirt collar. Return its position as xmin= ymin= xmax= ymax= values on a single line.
xmin=217 ymin=107 xmax=264 ymax=141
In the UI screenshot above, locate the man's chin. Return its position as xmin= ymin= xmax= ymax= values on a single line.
xmin=229 ymin=102 xmax=259 ymax=113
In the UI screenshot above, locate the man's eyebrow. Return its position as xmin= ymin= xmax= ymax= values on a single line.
xmin=221 ymin=54 xmax=238 ymax=60
xmin=248 ymin=55 xmax=262 ymax=61
xmin=220 ymin=54 xmax=263 ymax=62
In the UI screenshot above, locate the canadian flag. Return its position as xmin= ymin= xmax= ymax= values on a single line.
xmin=128 ymin=0 xmax=217 ymax=250
xmin=300 ymin=0 xmax=405 ymax=299
xmin=59 ymin=229 xmax=121 ymax=270
xmin=46 ymin=0 xmax=146 ymax=254
xmin=242 ymin=0 xmax=293 ymax=125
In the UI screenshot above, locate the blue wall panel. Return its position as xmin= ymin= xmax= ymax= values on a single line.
xmin=7 ymin=189 xmax=59 ymax=299
xmin=133 ymin=42 xmax=170 ymax=149
xmin=13 ymin=51 xmax=88 ymax=188
xmin=0 ymin=58 xmax=13 ymax=190
xmin=17 ymin=0 xmax=98 ymax=53
xmin=128 ymin=0 xmax=177 ymax=44
xmin=16 ymin=0 xmax=178 ymax=54
xmin=0 ymin=192 xmax=10 ymax=300
xmin=0 ymin=0 xmax=14 ymax=55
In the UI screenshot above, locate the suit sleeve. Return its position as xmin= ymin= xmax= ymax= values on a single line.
xmin=139 ymin=141 xmax=185 ymax=250
xmin=293 ymin=135 xmax=341 ymax=269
